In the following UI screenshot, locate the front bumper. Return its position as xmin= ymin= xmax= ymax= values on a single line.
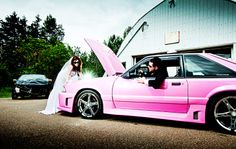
xmin=58 ymin=92 xmax=76 ymax=113
xmin=13 ymin=85 xmax=50 ymax=96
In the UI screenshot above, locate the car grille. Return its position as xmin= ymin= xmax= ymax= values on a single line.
xmin=17 ymin=85 xmax=48 ymax=95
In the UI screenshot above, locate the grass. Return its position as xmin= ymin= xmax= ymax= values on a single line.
xmin=0 ymin=87 xmax=11 ymax=98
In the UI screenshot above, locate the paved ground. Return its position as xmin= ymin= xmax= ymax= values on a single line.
xmin=0 ymin=98 xmax=235 ymax=149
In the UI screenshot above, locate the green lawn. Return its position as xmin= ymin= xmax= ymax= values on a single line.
xmin=0 ymin=87 xmax=11 ymax=98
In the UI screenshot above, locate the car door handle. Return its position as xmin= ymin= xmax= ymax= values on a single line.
xmin=171 ymin=82 xmax=181 ymax=86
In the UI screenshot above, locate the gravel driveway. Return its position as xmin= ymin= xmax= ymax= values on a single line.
xmin=0 ymin=98 xmax=235 ymax=149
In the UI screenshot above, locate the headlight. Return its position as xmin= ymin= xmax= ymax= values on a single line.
xmin=15 ymin=87 xmax=20 ymax=93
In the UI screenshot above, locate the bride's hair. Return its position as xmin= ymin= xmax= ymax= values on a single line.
xmin=71 ymin=56 xmax=82 ymax=72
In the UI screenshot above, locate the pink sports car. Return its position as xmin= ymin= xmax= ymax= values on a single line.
xmin=58 ymin=39 xmax=236 ymax=133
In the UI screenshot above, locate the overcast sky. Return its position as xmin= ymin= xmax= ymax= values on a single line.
xmin=0 ymin=0 xmax=163 ymax=51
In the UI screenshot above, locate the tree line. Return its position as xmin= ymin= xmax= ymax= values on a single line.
xmin=0 ymin=12 xmax=131 ymax=87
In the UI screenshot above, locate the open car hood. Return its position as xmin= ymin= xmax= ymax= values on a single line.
xmin=85 ymin=39 xmax=125 ymax=76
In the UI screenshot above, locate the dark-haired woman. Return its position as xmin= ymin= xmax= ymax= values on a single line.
xmin=40 ymin=56 xmax=83 ymax=115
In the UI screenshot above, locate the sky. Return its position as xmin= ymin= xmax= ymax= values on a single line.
xmin=0 ymin=0 xmax=163 ymax=51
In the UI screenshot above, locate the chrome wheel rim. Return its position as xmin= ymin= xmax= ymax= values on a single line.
xmin=78 ymin=92 xmax=99 ymax=118
xmin=214 ymin=96 xmax=236 ymax=132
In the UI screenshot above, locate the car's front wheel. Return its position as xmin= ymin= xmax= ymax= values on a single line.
xmin=209 ymin=96 xmax=236 ymax=133
xmin=75 ymin=90 xmax=103 ymax=119
xmin=12 ymin=92 xmax=17 ymax=99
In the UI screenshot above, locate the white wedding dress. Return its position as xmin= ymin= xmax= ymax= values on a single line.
xmin=39 ymin=58 xmax=80 ymax=115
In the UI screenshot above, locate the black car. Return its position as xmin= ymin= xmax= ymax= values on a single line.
xmin=12 ymin=74 xmax=52 ymax=99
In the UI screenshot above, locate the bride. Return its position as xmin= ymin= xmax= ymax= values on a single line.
xmin=39 ymin=56 xmax=83 ymax=115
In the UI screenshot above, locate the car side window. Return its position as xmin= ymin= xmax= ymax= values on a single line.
xmin=161 ymin=56 xmax=183 ymax=78
xmin=184 ymin=55 xmax=236 ymax=77
xmin=127 ymin=59 xmax=151 ymax=79
xmin=123 ymin=56 xmax=183 ymax=79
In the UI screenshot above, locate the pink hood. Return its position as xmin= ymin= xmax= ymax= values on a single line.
xmin=85 ymin=38 xmax=125 ymax=76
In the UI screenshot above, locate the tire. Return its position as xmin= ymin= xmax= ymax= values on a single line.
xmin=75 ymin=90 xmax=103 ymax=119
xmin=12 ymin=92 xmax=17 ymax=99
xmin=208 ymin=96 xmax=236 ymax=133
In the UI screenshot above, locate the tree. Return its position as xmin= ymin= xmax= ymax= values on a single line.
xmin=0 ymin=12 xmax=28 ymax=77
xmin=86 ymin=52 xmax=105 ymax=77
xmin=0 ymin=62 xmax=11 ymax=87
xmin=0 ymin=12 xmax=68 ymax=84
xmin=0 ymin=11 xmax=131 ymax=86
xmin=123 ymin=26 xmax=132 ymax=39
xmin=41 ymin=15 xmax=64 ymax=44
xmin=39 ymin=42 xmax=73 ymax=79
xmin=104 ymin=35 xmax=123 ymax=54
xmin=104 ymin=26 xmax=131 ymax=54
xmin=18 ymin=38 xmax=73 ymax=79
xmin=17 ymin=37 xmax=49 ymax=73
xmin=28 ymin=15 xmax=42 ymax=38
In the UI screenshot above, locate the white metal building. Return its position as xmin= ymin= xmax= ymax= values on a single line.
xmin=117 ymin=0 xmax=236 ymax=69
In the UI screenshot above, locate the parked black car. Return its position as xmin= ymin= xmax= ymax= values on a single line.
xmin=12 ymin=74 xmax=52 ymax=99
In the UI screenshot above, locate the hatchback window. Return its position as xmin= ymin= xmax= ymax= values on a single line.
xmin=184 ymin=55 xmax=236 ymax=77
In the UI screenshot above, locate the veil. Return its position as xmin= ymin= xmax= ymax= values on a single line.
xmin=39 ymin=57 xmax=72 ymax=115
xmin=53 ymin=57 xmax=73 ymax=89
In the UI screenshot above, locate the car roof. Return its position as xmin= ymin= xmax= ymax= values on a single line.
xmin=142 ymin=53 xmax=236 ymax=71
xmin=144 ymin=53 xmax=202 ymax=58
xmin=21 ymin=74 xmax=45 ymax=76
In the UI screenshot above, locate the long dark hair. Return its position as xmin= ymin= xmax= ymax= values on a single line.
xmin=71 ymin=56 xmax=82 ymax=72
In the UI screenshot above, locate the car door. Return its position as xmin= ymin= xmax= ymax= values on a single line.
xmin=112 ymin=55 xmax=189 ymax=113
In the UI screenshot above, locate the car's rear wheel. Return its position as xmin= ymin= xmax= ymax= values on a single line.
xmin=209 ymin=96 xmax=236 ymax=133
xmin=75 ymin=90 xmax=103 ymax=119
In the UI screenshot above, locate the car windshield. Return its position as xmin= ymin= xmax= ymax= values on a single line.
xmin=19 ymin=75 xmax=46 ymax=81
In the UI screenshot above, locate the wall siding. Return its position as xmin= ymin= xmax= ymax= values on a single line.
xmin=118 ymin=0 xmax=236 ymax=69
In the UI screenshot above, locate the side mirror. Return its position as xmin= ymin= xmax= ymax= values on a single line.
xmin=48 ymin=79 xmax=53 ymax=84
xmin=122 ymin=73 xmax=130 ymax=79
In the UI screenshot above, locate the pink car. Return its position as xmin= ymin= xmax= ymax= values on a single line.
xmin=58 ymin=39 xmax=236 ymax=133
